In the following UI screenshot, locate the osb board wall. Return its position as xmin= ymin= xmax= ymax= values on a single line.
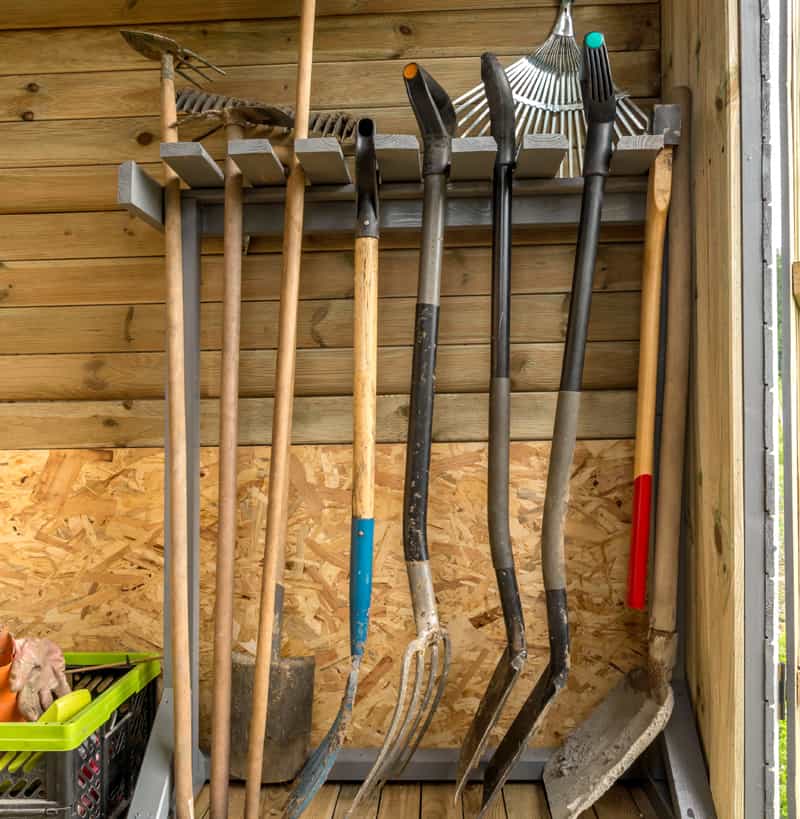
xmin=0 ymin=444 xmax=646 ymax=749
xmin=662 ymin=1 xmax=743 ymax=817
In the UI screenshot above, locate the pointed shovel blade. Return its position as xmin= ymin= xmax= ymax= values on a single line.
xmin=455 ymin=646 xmax=524 ymax=799
xmin=543 ymin=669 xmax=674 ymax=819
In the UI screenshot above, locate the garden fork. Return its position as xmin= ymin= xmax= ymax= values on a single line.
xmin=120 ymin=30 xmax=224 ymax=87
xmin=345 ymin=63 xmax=455 ymax=816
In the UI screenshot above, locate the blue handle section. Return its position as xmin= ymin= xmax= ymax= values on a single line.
xmin=350 ymin=517 xmax=375 ymax=657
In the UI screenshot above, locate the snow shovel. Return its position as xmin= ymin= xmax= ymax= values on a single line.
xmin=455 ymin=52 xmax=527 ymax=802
xmin=119 ymin=30 xmax=223 ymax=819
xmin=344 ymin=62 xmax=456 ymax=817
xmin=281 ymin=118 xmax=380 ymax=819
xmin=475 ymin=34 xmax=618 ymax=819
xmin=543 ymin=91 xmax=687 ymax=819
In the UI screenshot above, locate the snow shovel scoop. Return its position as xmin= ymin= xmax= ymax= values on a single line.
xmin=543 ymin=92 xmax=686 ymax=819
xmin=281 ymin=118 xmax=380 ymax=819
xmin=454 ymin=52 xmax=527 ymax=802
xmin=474 ymin=34 xmax=617 ymax=819
xmin=345 ymin=62 xmax=456 ymax=817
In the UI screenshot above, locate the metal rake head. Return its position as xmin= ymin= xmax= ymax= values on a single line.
xmin=345 ymin=628 xmax=451 ymax=816
xmin=120 ymin=30 xmax=225 ymax=87
xmin=451 ymin=1 xmax=649 ymax=177
xmin=175 ymin=88 xmax=359 ymax=141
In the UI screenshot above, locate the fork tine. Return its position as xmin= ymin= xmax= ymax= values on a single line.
xmin=393 ymin=634 xmax=451 ymax=775
xmin=345 ymin=641 xmax=421 ymax=817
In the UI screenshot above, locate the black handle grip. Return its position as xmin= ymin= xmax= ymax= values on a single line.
xmin=403 ymin=62 xmax=456 ymax=175
xmin=481 ymin=52 xmax=516 ymax=166
xmin=581 ymin=33 xmax=616 ymax=177
xmin=403 ymin=304 xmax=439 ymax=562
xmin=355 ymin=118 xmax=379 ymax=238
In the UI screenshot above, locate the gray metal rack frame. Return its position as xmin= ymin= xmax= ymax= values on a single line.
xmin=120 ymin=130 xmax=716 ymax=818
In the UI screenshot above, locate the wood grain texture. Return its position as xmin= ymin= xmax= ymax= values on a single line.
xmin=0 ymin=441 xmax=646 ymax=751
xmin=420 ymin=783 xmax=464 ymax=818
xmin=0 ymin=55 xmax=658 ymax=124
xmin=0 ymin=293 xmax=640 ymax=353
xmin=0 ymin=391 xmax=636 ymax=449
xmin=0 ymin=342 xmax=638 ymax=401
xmin=0 ymin=0 xmax=657 ymax=30
xmin=662 ymin=1 xmax=744 ymax=817
xmin=0 ymin=243 xmax=643 ymax=305
xmin=0 ymin=7 xmax=658 ymax=74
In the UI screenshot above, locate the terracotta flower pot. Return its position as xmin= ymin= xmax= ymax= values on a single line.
xmin=0 ymin=628 xmax=23 ymax=722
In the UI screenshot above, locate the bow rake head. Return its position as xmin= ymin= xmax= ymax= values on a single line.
xmin=345 ymin=628 xmax=451 ymax=817
xmin=120 ymin=30 xmax=225 ymax=87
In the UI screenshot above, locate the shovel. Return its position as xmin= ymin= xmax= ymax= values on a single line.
xmin=455 ymin=52 xmax=527 ymax=801
xmin=473 ymin=34 xmax=618 ymax=819
xmin=281 ymin=118 xmax=381 ymax=819
xmin=543 ymin=90 xmax=687 ymax=819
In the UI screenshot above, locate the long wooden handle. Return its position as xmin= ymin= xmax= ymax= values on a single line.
xmin=161 ymin=53 xmax=194 ymax=819
xmin=350 ymin=236 xmax=378 ymax=657
xmin=627 ymin=147 xmax=673 ymax=610
xmin=353 ymin=237 xmax=378 ymax=520
xmin=244 ymin=2 xmax=316 ymax=816
xmin=651 ymin=88 xmax=691 ymax=637
xmin=210 ymin=121 xmax=244 ymax=819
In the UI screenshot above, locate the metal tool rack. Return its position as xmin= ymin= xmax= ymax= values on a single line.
xmin=118 ymin=119 xmax=715 ymax=818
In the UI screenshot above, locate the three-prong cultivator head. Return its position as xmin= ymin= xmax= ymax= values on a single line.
xmin=120 ymin=30 xmax=225 ymax=86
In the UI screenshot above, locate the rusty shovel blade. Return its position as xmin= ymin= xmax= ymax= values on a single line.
xmin=543 ymin=668 xmax=673 ymax=819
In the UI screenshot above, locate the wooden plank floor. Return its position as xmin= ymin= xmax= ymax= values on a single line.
xmin=195 ymin=782 xmax=660 ymax=818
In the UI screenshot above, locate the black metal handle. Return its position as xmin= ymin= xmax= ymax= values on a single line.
xmin=481 ymin=52 xmax=516 ymax=167
xmin=403 ymin=62 xmax=456 ymax=175
xmin=355 ymin=118 xmax=379 ymax=239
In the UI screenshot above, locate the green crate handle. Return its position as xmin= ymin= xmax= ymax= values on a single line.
xmin=0 ymin=652 xmax=161 ymax=752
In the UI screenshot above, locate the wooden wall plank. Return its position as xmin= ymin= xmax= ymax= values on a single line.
xmin=0 ymin=54 xmax=659 ymax=123
xmin=0 ymin=293 xmax=640 ymax=353
xmin=0 ymin=100 xmax=656 ymax=173
xmin=0 ymin=243 xmax=642 ymax=306
xmin=0 ymin=391 xmax=636 ymax=449
xmin=662 ymin=1 xmax=743 ymax=817
xmin=0 ymin=342 xmax=638 ymax=400
xmin=0 ymin=210 xmax=644 ymax=259
xmin=0 ymin=8 xmax=658 ymax=75
xmin=0 ymin=0 xmax=656 ymax=31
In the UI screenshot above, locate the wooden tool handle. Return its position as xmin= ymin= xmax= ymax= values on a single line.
xmin=627 ymin=147 xmax=673 ymax=610
xmin=210 ymin=121 xmax=244 ymax=819
xmin=244 ymin=2 xmax=317 ymax=816
xmin=651 ymin=88 xmax=691 ymax=637
xmin=161 ymin=52 xmax=195 ymax=819
xmin=353 ymin=237 xmax=379 ymax=519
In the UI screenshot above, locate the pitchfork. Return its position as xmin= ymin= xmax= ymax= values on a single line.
xmin=344 ymin=63 xmax=455 ymax=816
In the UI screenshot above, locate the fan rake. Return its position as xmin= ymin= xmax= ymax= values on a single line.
xmin=452 ymin=0 xmax=649 ymax=177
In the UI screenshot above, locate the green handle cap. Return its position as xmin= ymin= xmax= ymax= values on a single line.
xmin=585 ymin=32 xmax=605 ymax=49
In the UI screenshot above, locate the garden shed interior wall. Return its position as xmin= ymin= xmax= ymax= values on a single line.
xmin=0 ymin=2 xmax=744 ymax=818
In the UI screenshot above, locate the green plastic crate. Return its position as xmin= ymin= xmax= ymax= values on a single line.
xmin=0 ymin=652 xmax=161 ymax=817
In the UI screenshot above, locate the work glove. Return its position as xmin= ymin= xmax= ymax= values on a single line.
xmin=9 ymin=637 xmax=71 ymax=721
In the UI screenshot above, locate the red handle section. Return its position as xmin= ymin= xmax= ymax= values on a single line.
xmin=627 ymin=473 xmax=653 ymax=609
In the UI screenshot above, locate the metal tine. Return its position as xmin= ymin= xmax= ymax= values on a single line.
xmin=182 ymin=46 xmax=225 ymax=75
xmin=175 ymin=67 xmax=204 ymax=88
xmin=393 ymin=634 xmax=451 ymax=773
xmin=345 ymin=640 xmax=423 ymax=815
